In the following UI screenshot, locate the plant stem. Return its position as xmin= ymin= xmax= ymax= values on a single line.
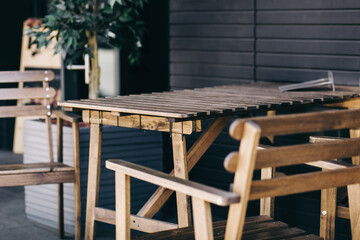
xmin=87 ymin=31 xmax=100 ymax=99
xmin=87 ymin=0 xmax=100 ymax=99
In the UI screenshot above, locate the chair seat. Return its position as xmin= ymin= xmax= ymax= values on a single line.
xmin=133 ymin=215 xmax=322 ymax=240
xmin=0 ymin=162 xmax=75 ymax=187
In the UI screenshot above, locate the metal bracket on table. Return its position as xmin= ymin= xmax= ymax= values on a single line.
xmin=279 ymin=71 xmax=335 ymax=92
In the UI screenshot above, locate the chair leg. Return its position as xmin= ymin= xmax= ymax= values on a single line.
xmin=260 ymin=167 xmax=275 ymax=217
xmin=58 ymin=183 xmax=65 ymax=238
xmin=192 ymin=197 xmax=214 ymax=240
xmin=116 ymin=172 xmax=131 ymax=240
xmin=347 ymin=183 xmax=360 ymax=240
xmin=320 ymin=187 xmax=337 ymax=240
xmin=57 ymin=117 xmax=64 ymax=238
xmin=72 ymin=122 xmax=81 ymax=240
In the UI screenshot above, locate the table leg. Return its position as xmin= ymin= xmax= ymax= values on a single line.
xmin=350 ymin=129 xmax=360 ymax=165
xmin=85 ymin=123 xmax=103 ymax=240
xmin=137 ymin=116 xmax=232 ymax=218
xmin=172 ymin=133 xmax=192 ymax=227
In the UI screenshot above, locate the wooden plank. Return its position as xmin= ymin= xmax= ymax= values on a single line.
xmin=350 ymin=129 xmax=360 ymax=165
xmin=0 ymin=162 xmax=74 ymax=175
xmin=192 ymin=197 xmax=214 ymax=240
xmin=82 ymin=110 xmax=199 ymax=135
xmin=286 ymin=234 xmax=323 ymax=240
xmin=172 ymin=133 xmax=192 ymax=227
xmin=84 ymin=123 xmax=103 ymax=240
xmin=53 ymin=110 xmax=81 ymax=123
xmin=260 ymin=167 xmax=275 ymax=218
xmin=61 ymin=101 xmax=192 ymax=118
xmin=320 ymin=171 xmax=337 ymax=240
xmin=230 ymin=109 xmax=360 ymax=140
xmin=255 ymin=138 xmax=360 ymax=169
xmin=57 ymin=117 xmax=64 ymax=239
xmin=225 ymin=122 xmax=261 ymax=239
xmin=72 ymin=121 xmax=81 ymax=240
xmin=116 ymin=172 xmax=130 ymax=240
xmin=0 ymin=171 xmax=75 ymax=187
xmin=106 ymin=160 xmax=240 ymax=206
xmin=132 ymin=216 xmax=276 ymax=240
xmin=242 ymin=227 xmax=306 ymax=240
xmin=94 ymin=208 xmax=178 ymax=232
xmin=347 ymin=183 xmax=360 ymax=240
xmin=250 ymin=166 xmax=360 ymax=200
xmin=0 ymin=87 xmax=56 ymax=100
xmin=137 ymin=116 xmax=231 ymax=218
xmin=0 ymin=70 xmax=54 ymax=83
xmin=337 ymin=206 xmax=350 ymax=219
xmin=0 ymin=105 xmax=48 ymax=118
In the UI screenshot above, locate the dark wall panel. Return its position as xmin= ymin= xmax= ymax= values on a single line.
xmin=256 ymin=1 xmax=360 ymax=86
xmin=257 ymin=0 xmax=360 ymax=10
xmin=170 ymin=0 xmax=254 ymax=11
xmin=257 ymin=26 xmax=360 ymax=39
xmin=169 ymin=0 xmax=255 ymax=89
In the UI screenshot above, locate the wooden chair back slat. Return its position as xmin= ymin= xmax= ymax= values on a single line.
xmin=230 ymin=109 xmax=360 ymax=140
xmin=255 ymin=138 xmax=360 ymax=169
xmin=225 ymin=108 xmax=360 ymax=239
xmin=249 ymin=166 xmax=360 ymax=200
xmin=0 ymin=105 xmax=48 ymax=118
xmin=0 ymin=87 xmax=56 ymax=100
xmin=0 ymin=70 xmax=54 ymax=83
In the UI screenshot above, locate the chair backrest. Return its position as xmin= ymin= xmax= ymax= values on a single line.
xmin=0 ymin=70 xmax=56 ymax=118
xmin=224 ymin=109 xmax=360 ymax=239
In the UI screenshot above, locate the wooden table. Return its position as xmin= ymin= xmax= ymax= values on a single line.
xmin=59 ymin=82 xmax=360 ymax=240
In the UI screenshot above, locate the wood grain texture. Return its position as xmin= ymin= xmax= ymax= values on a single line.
xmin=116 ymin=172 xmax=130 ymax=240
xmin=250 ymin=166 xmax=360 ymax=200
xmin=230 ymin=109 xmax=360 ymax=140
xmin=347 ymin=184 xmax=360 ymax=240
xmin=171 ymin=133 xmax=192 ymax=227
xmin=61 ymin=82 xmax=360 ymax=120
xmin=225 ymin=122 xmax=261 ymax=240
xmin=0 ymin=70 xmax=54 ymax=83
xmin=106 ymin=160 xmax=240 ymax=206
xmin=136 ymin=116 xmax=230 ymax=218
xmin=94 ymin=207 xmax=178 ymax=233
xmin=192 ymin=197 xmax=213 ymax=240
xmin=85 ymin=124 xmax=103 ymax=240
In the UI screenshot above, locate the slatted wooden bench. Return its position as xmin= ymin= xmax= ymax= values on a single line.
xmin=0 ymin=71 xmax=81 ymax=240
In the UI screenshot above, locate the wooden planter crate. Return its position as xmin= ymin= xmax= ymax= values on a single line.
xmin=23 ymin=120 xmax=163 ymax=234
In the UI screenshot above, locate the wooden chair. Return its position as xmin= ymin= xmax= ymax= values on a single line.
xmin=308 ymin=136 xmax=357 ymax=240
xmin=0 ymin=70 xmax=81 ymax=240
xmin=106 ymin=108 xmax=360 ymax=239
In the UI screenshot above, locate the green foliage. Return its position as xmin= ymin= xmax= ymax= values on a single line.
xmin=28 ymin=0 xmax=146 ymax=64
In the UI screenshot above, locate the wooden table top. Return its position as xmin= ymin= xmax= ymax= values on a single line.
xmin=59 ymin=82 xmax=360 ymax=120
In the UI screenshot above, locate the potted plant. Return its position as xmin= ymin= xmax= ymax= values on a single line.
xmin=28 ymin=0 xmax=146 ymax=99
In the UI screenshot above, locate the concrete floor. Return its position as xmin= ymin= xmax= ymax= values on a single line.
xmin=0 ymin=150 xmax=114 ymax=240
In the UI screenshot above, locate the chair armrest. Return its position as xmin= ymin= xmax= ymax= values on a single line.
xmin=52 ymin=110 xmax=81 ymax=123
xmin=106 ymin=159 xmax=240 ymax=206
